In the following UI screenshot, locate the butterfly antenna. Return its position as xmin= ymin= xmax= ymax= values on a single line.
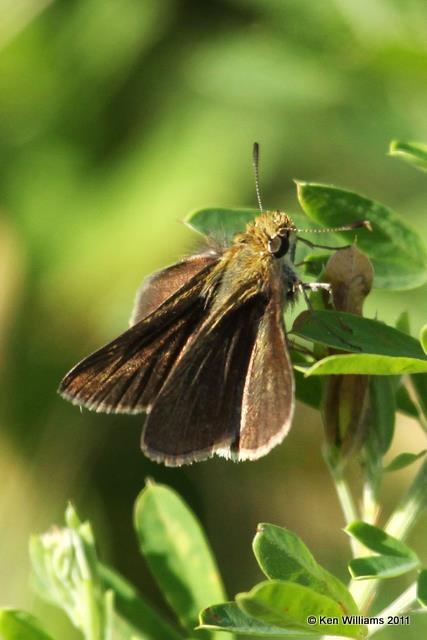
xmin=252 ymin=142 xmax=263 ymax=213
xmin=296 ymin=220 xmax=372 ymax=234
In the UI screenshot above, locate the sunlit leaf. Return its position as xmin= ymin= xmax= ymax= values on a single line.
xmin=236 ymin=581 xmax=367 ymax=639
xmin=303 ymin=354 xmax=427 ymax=376
xmin=134 ymin=481 xmax=226 ymax=639
xmin=345 ymin=522 xmax=417 ymax=559
xmin=349 ymin=555 xmax=419 ymax=580
xmin=253 ymin=524 xmax=358 ymax=615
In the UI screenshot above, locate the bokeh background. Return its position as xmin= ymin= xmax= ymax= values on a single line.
xmin=1 ymin=1 xmax=427 ymax=638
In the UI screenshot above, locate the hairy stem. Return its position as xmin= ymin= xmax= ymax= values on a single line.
xmin=324 ymin=452 xmax=360 ymax=556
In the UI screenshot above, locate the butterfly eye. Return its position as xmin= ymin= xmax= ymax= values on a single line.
xmin=268 ymin=234 xmax=289 ymax=258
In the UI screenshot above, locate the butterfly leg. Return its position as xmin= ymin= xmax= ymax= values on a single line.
xmin=301 ymin=281 xmax=332 ymax=296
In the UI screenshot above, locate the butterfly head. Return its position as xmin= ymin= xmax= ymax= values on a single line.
xmin=266 ymin=210 xmax=296 ymax=259
xmin=242 ymin=210 xmax=296 ymax=260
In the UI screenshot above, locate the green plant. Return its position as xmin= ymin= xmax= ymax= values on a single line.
xmin=2 ymin=140 xmax=427 ymax=640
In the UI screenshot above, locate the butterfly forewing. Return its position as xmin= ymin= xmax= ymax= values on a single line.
xmin=58 ymin=256 xmax=219 ymax=413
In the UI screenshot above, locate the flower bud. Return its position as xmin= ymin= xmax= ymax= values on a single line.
xmin=29 ymin=504 xmax=107 ymax=639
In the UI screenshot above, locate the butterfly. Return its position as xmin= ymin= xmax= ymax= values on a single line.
xmin=59 ymin=144 xmax=368 ymax=466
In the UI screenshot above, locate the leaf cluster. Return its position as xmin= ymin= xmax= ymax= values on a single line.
xmin=3 ymin=484 xmax=427 ymax=640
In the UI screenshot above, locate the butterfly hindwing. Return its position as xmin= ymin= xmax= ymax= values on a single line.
xmin=130 ymin=252 xmax=218 ymax=325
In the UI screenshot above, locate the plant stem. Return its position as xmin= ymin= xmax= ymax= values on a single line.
xmin=325 ymin=455 xmax=360 ymax=556
xmin=407 ymin=378 xmax=427 ymax=435
xmin=335 ymin=475 xmax=359 ymax=526
xmin=351 ymin=459 xmax=427 ymax=612
xmin=386 ymin=459 xmax=427 ymax=540
xmin=362 ymin=480 xmax=379 ymax=525
xmin=367 ymin=582 xmax=417 ymax=637
xmin=82 ymin=580 xmax=102 ymax=640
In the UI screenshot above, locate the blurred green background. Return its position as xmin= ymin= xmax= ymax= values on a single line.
xmin=1 ymin=1 xmax=427 ymax=638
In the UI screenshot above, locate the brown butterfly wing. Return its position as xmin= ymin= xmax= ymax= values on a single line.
xmin=237 ymin=296 xmax=295 ymax=460
xmin=141 ymin=293 xmax=268 ymax=465
xmin=58 ymin=256 xmax=218 ymax=414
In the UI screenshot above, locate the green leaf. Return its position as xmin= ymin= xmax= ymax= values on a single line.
xmin=294 ymin=368 xmax=322 ymax=409
xmin=369 ymin=377 xmax=395 ymax=454
xmin=395 ymin=311 xmax=411 ymax=335
xmin=185 ymin=208 xmax=257 ymax=242
xmin=420 ymin=325 xmax=427 ymax=355
xmin=292 ymin=310 xmax=427 ymax=374
xmin=253 ymin=524 xmax=358 ymax=615
xmin=411 ymin=373 xmax=427 ymax=419
xmin=99 ymin=564 xmax=183 ymax=640
xmin=348 ymin=555 xmax=419 ymax=580
xmin=199 ymin=603 xmax=302 ymax=637
xmin=346 ymin=522 xmax=419 ymax=579
xmin=296 ymin=182 xmax=427 ymax=289
xmin=395 ymin=384 xmax=420 ymax=419
xmin=345 ymin=522 xmax=417 ymax=559
xmin=384 ymin=451 xmax=427 ymax=473
xmin=134 ymin=481 xmax=226 ymax=638
xmin=292 ymin=352 xmax=322 ymax=409
xmin=237 ymin=581 xmax=367 ymax=639
xmin=0 ymin=609 xmax=54 ymax=640
xmin=389 ymin=140 xmax=427 ymax=173
xmin=294 ymin=310 xmax=427 ymax=358
xmin=417 ymin=570 xmax=427 ymax=607
xmin=304 ymin=354 xmax=427 ymax=376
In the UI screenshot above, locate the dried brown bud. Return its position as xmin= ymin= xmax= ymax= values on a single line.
xmin=324 ymin=245 xmax=374 ymax=314
xmin=322 ymin=246 xmax=374 ymax=461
